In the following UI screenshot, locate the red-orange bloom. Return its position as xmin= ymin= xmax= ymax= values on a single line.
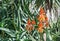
xmin=38 ymin=14 xmax=45 ymax=22
xmin=26 ymin=18 xmax=35 ymax=32
xmin=27 ymin=18 xmax=31 ymax=25
xmin=26 ymin=24 xmax=34 ymax=32
xmin=40 ymin=7 xmax=45 ymax=14
xmin=38 ymin=22 xmax=43 ymax=28
xmin=31 ymin=20 xmax=36 ymax=25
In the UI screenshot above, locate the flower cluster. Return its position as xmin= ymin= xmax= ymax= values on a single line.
xmin=37 ymin=7 xmax=49 ymax=33
xmin=26 ymin=18 xmax=36 ymax=32
xmin=26 ymin=7 xmax=49 ymax=33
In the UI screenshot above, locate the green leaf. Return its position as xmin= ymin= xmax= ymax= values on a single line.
xmin=0 ymin=27 xmax=15 ymax=37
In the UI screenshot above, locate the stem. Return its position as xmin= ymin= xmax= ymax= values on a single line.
xmin=40 ymin=33 xmax=44 ymax=41
xmin=16 ymin=30 xmax=20 ymax=41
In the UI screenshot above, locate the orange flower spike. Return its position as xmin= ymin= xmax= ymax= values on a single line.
xmin=40 ymin=7 xmax=45 ymax=14
xmin=31 ymin=20 xmax=36 ymax=25
xmin=38 ymin=22 xmax=43 ymax=28
xmin=27 ymin=18 xmax=31 ymax=25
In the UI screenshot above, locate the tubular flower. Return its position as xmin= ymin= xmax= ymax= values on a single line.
xmin=38 ymin=7 xmax=46 ymax=22
xmin=38 ymin=22 xmax=43 ymax=28
xmin=39 ymin=7 xmax=45 ymax=14
xmin=38 ymin=27 xmax=44 ymax=33
xmin=38 ymin=15 xmax=45 ymax=22
xmin=37 ymin=22 xmax=44 ymax=33
xmin=26 ymin=24 xmax=34 ymax=32
xmin=27 ymin=18 xmax=31 ymax=25
xmin=31 ymin=20 xmax=36 ymax=25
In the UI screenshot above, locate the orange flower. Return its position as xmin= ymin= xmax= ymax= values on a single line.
xmin=38 ymin=27 xmax=44 ymax=33
xmin=40 ymin=7 xmax=45 ymax=14
xmin=31 ymin=20 xmax=36 ymax=25
xmin=29 ymin=25 xmax=34 ymax=32
xmin=27 ymin=18 xmax=31 ymax=25
xmin=40 ymin=15 xmax=45 ymax=21
xmin=26 ymin=25 xmax=29 ymax=31
xmin=38 ymin=14 xmax=45 ymax=22
xmin=38 ymin=22 xmax=43 ymax=28
xmin=26 ymin=18 xmax=35 ymax=32
xmin=26 ymin=24 xmax=34 ymax=32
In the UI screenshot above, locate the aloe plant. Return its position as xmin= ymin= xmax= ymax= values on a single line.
xmin=0 ymin=0 xmax=60 ymax=41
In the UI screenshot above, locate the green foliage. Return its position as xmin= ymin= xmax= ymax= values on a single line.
xmin=0 ymin=0 xmax=60 ymax=41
